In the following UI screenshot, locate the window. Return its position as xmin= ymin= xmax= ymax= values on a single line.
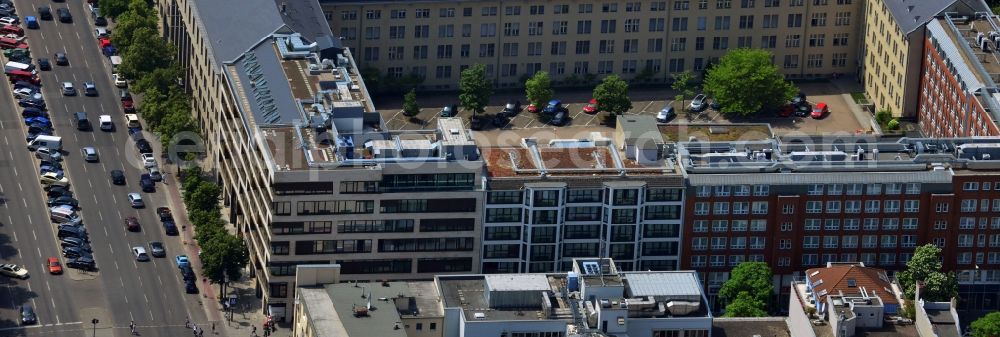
xmin=847 ymin=184 xmax=863 ymax=195
xmin=823 ymin=236 xmax=838 ymax=248
xmin=712 ymin=220 xmax=729 ymax=232
xmin=691 ymin=255 xmax=707 ymax=267
xmin=811 ymin=13 xmax=827 ymax=26
xmin=366 ymin=9 xmax=381 ymax=19
xmin=692 ymin=238 xmax=708 ymax=250
xmin=714 ymin=16 xmax=731 ymax=30
xmin=803 ymin=254 xmax=819 ymax=266
xmin=782 ymin=204 xmax=795 ymax=214
xmin=672 ymin=17 xmax=688 ymax=32
xmin=824 ymin=219 xmax=840 ymax=231
xmin=835 ymin=12 xmax=851 ymax=26
xmin=804 ymin=219 xmax=821 ymax=231
xmin=713 ymin=202 xmax=730 ymax=215
xmin=711 ymin=237 xmax=727 ymax=250
xmin=826 ymin=201 xmax=841 ymax=213
xmin=806 ymin=201 xmax=822 ymax=213
xmin=844 ymin=219 xmax=860 ymax=230
xmin=600 ymin=20 xmax=617 ymax=33
xmin=751 ymin=220 xmax=766 ymax=232
xmin=884 ymin=200 xmax=900 ymax=213
xmin=752 ymin=202 xmax=768 ymax=214
xmin=808 ymin=184 xmax=824 ymax=195
xmin=602 ymin=3 xmax=619 ymax=12
xmin=693 ymin=220 xmax=709 ymax=233
xmin=864 ymin=218 xmax=879 ymax=231
xmin=577 ymin=20 xmax=592 ymax=34
xmin=936 ymin=203 xmax=950 ymax=213
xmin=553 ymin=21 xmax=568 ymax=35
xmin=296 ymin=239 xmax=372 ymax=254
xmin=809 ymin=34 xmax=825 ymax=47
xmin=779 ymin=239 xmax=791 ymax=250
xmin=961 ymin=199 xmax=978 ymax=212
xmin=481 ymin=6 xmax=497 ymax=16
xmin=754 ymin=185 xmax=769 ymax=196
xmin=781 ymin=222 xmax=793 ymax=232
xmin=788 ymin=14 xmax=802 ymax=27
xmin=738 ymin=15 xmax=754 ymax=29
xmin=645 ymin=205 xmax=681 ymax=220
xmin=863 ymin=200 xmax=881 ymax=213
xmin=882 ymin=218 xmax=899 ymax=230
xmin=842 ymin=236 xmax=858 ymax=248
xmin=785 ymin=35 xmax=801 ymax=48
xmin=906 ymin=183 xmax=921 ymax=194
xmin=717 ymin=0 xmax=732 ymax=8
xmin=845 ymin=200 xmax=861 ymax=213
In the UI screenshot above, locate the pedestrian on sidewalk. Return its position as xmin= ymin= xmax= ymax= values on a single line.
xmin=212 ymin=322 xmax=216 ymax=334
xmin=186 ymin=317 xmax=191 ymax=328
xmin=252 ymin=326 xmax=257 ymax=335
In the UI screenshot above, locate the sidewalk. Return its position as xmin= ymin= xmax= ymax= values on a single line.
xmin=155 ymin=154 xmax=290 ymax=337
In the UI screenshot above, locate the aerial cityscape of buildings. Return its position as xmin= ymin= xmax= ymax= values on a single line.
xmin=3 ymin=0 xmax=1000 ymax=335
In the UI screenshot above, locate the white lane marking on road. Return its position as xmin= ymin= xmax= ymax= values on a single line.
xmin=133 ymin=260 xmax=137 ymax=268
xmin=642 ymin=101 xmax=655 ymax=112
xmin=26 ymin=214 xmax=31 ymax=225
xmin=75 ymin=31 xmax=80 ymax=39
xmin=93 ymin=195 xmax=98 ymax=204
xmin=88 ymin=180 xmax=92 ymax=188
xmin=98 ymin=211 xmax=103 ymax=221
xmin=31 ymin=230 xmax=36 ymax=241
xmin=44 ymin=45 xmax=49 ymax=54
xmin=144 ymin=294 xmax=149 ymax=303
xmin=110 ymin=245 xmax=115 ymax=255
xmin=63 ymin=104 xmax=68 ymax=112
xmin=2 ymin=135 xmax=6 ymax=145
xmin=128 ymin=311 xmax=133 ymax=321
xmin=148 ymin=310 xmax=153 ymax=321
xmin=115 ymin=146 xmax=121 ymax=157
xmin=39 ymin=32 xmax=44 ymax=39
xmin=124 ymin=292 xmax=129 ymax=304
xmin=117 ymin=210 xmax=121 ymax=218
xmin=57 ymin=32 xmax=62 ymax=40
xmin=72 ymin=73 xmax=77 ymax=82
xmin=12 ymin=166 xmax=17 ymax=177
xmin=73 ymin=133 xmax=78 ymax=142
xmin=17 ymin=182 xmax=21 ymax=191
xmin=35 ymin=247 xmax=40 ymax=257
xmin=103 ymin=226 xmax=108 ymax=237
xmin=157 ymin=275 xmax=163 ymax=285
xmin=21 ymin=198 xmax=26 ymax=208
xmin=46 ymin=281 xmax=50 ymax=292
xmin=84 ymin=59 xmax=89 ymax=68
xmin=101 ymin=162 xmax=107 ymax=171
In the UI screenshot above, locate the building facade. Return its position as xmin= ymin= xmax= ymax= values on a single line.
xmin=678 ymin=136 xmax=1000 ymax=311
xmin=860 ymin=0 xmax=988 ymax=118
xmin=480 ymin=117 xmax=685 ymax=274
xmin=320 ymin=0 xmax=862 ymax=90
xmin=918 ymin=13 xmax=1000 ymax=137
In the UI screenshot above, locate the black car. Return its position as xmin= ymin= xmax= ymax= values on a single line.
xmin=60 ymin=237 xmax=91 ymax=251
xmin=57 ymin=226 xmax=87 ymax=239
xmin=139 ymin=173 xmax=154 ymax=192
xmin=37 ymin=6 xmax=51 ymax=20
xmin=469 ymin=117 xmax=485 ymax=131
xmin=110 ymin=170 xmax=125 ymax=185
xmin=135 ymin=139 xmax=153 ymax=154
xmin=56 ymin=8 xmax=71 ymax=23
xmin=180 ymin=265 xmax=195 ymax=281
xmin=67 ymin=257 xmax=95 ymax=271
xmin=14 ymin=81 xmax=39 ymax=91
xmin=94 ymin=16 xmax=106 ymax=26
xmin=184 ymin=279 xmax=199 ymax=294
xmin=47 ymin=196 xmax=78 ymax=208
xmin=20 ymin=305 xmax=36 ymax=325
xmin=62 ymin=246 xmax=91 ymax=259
xmin=163 ymin=221 xmax=179 ymax=236
xmin=794 ymin=103 xmax=811 ymax=117
xmin=39 ymin=160 xmax=61 ymax=169
xmin=492 ymin=114 xmax=510 ymax=127
xmin=21 ymin=107 xmax=44 ymax=118
xmin=37 ymin=58 xmax=50 ymax=70
xmin=54 ymin=52 xmax=68 ymax=66
xmin=46 ymin=186 xmax=71 ymax=198
xmin=18 ymin=98 xmax=46 ymax=109
xmin=550 ymin=111 xmax=568 ymax=126
xmin=501 ymin=101 xmax=521 ymax=117
xmin=791 ymin=92 xmax=807 ymax=107
xmin=440 ymin=105 xmax=457 ymax=117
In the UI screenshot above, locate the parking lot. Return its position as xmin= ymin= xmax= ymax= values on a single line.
xmin=378 ymin=81 xmax=865 ymax=135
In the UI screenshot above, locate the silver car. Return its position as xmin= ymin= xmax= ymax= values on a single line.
xmin=127 ymin=193 xmax=144 ymax=208
xmin=689 ymin=94 xmax=707 ymax=112
xmin=62 ymin=82 xmax=75 ymax=96
xmin=81 ymin=147 xmax=98 ymax=162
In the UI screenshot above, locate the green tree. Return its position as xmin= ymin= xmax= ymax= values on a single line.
xmin=200 ymin=233 xmax=249 ymax=297
xmin=723 ymin=291 xmax=769 ymax=317
xmin=156 ymin=107 xmax=196 ymax=148
xmin=97 ymin=0 xmax=131 ymax=19
xmin=875 ymin=108 xmax=893 ymax=126
xmin=120 ymin=27 xmax=175 ymax=79
xmin=111 ymin=8 xmax=157 ymax=52
xmin=181 ymin=166 xmax=203 ymax=192
xmin=897 ymin=244 xmax=958 ymax=301
xmin=886 ymin=119 xmax=900 ymax=131
xmin=402 ymin=89 xmax=420 ymax=117
xmin=458 ymin=64 xmax=493 ymax=117
xmin=593 ymin=75 xmax=633 ymax=115
xmin=719 ymin=262 xmax=774 ymax=305
xmin=671 ymin=70 xmax=697 ymax=110
xmin=132 ymin=65 xmax=181 ymax=95
xmin=703 ymin=49 xmax=797 ymax=116
xmin=525 ymin=71 xmax=554 ymax=107
xmin=186 ymin=181 xmax=221 ymax=212
xmin=971 ymin=312 xmax=1000 ymax=337
xmin=194 ymin=218 xmax=226 ymax=244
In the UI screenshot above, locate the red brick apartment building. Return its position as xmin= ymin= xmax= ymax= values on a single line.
xmin=678 ymin=136 xmax=1000 ymax=312
xmin=918 ymin=13 xmax=1000 ymax=137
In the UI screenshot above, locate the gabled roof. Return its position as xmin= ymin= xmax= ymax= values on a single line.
xmin=805 ymin=263 xmax=898 ymax=305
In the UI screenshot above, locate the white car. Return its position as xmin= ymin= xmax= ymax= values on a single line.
xmin=81 ymin=147 xmax=98 ymax=162
xmin=13 ymin=88 xmax=41 ymax=100
xmin=132 ymin=247 xmax=149 ymax=261
xmin=0 ymin=17 xmax=16 ymax=26
xmin=113 ymin=73 xmax=127 ymax=88
xmin=40 ymin=172 xmax=70 ymax=186
xmin=127 ymin=193 xmax=144 ymax=208
xmin=99 ymin=115 xmax=113 ymax=131
xmin=0 ymin=264 xmax=28 ymax=279
xmin=140 ymin=153 xmax=157 ymax=168
xmin=35 ymin=147 xmax=62 ymax=161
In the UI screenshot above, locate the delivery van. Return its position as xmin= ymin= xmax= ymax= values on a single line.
xmin=28 ymin=135 xmax=62 ymax=151
xmin=124 ymin=114 xmax=140 ymax=128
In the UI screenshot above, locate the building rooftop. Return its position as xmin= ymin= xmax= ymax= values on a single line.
xmin=680 ymin=137 xmax=1000 ymax=181
xmin=712 ymin=318 xmax=790 ymax=337
xmin=481 ymin=133 xmax=680 ymax=183
xmin=884 ymin=0 xmax=986 ymax=34
xmin=299 ymin=281 xmax=443 ymax=337
xmin=805 ymin=263 xmax=899 ymax=306
xmin=930 ymin=13 xmax=1000 ymax=133
xmin=436 ymin=259 xmax=709 ymax=323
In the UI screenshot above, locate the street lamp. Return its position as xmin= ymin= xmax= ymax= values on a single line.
xmin=91 ymin=318 xmax=99 ymax=337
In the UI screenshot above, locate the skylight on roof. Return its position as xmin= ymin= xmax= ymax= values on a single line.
xmin=847 ymin=279 xmax=857 ymax=287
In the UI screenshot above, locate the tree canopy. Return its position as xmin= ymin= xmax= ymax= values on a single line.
xmin=525 ymin=71 xmax=554 ymax=107
xmin=402 ymin=89 xmax=420 ymax=117
xmin=971 ymin=312 xmax=1000 ymax=337
xmin=201 ymin=232 xmax=250 ymax=286
xmin=120 ymin=27 xmax=175 ymax=80
xmin=592 ymin=75 xmax=632 ymax=114
xmin=703 ymin=49 xmax=797 ymax=115
xmin=671 ymin=70 xmax=697 ymax=108
xmin=719 ymin=262 xmax=774 ymax=305
xmin=897 ymin=244 xmax=958 ymax=301
xmin=458 ymin=64 xmax=493 ymax=115
xmin=723 ymin=291 xmax=769 ymax=317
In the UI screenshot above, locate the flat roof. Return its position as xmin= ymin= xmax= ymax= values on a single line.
xmin=712 ymin=318 xmax=790 ymax=337
xmin=324 ymin=281 xmax=442 ymax=337
xmin=623 ymin=272 xmax=703 ymax=299
xmin=485 ymin=274 xmax=550 ymax=292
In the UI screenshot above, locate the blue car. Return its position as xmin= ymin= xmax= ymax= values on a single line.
xmin=24 ymin=116 xmax=50 ymax=126
xmin=25 ymin=16 xmax=37 ymax=29
xmin=40 ymin=165 xmax=63 ymax=176
xmin=543 ymin=99 xmax=563 ymax=114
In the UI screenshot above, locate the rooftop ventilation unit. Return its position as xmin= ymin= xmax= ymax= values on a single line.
xmin=582 ymin=261 xmax=601 ymax=275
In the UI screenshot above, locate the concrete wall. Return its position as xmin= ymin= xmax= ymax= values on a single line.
xmin=625 ymin=317 xmax=713 ymax=337
xmin=294 ymin=264 xmax=342 ymax=287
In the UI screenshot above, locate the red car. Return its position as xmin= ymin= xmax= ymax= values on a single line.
xmin=526 ymin=103 xmax=540 ymax=113
xmin=125 ymin=216 xmax=140 ymax=231
xmin=122 ymin=100 xmax=136 ymax=113
xmin=47 ymin=257 xmax=62 ymax=274
xmin=810 ymin=102 xmax=829 ymax=119
xmin=583 ymin=98 xmax=599 ymax=114
xmin=777 ymin=104 xmax=794 ymax=117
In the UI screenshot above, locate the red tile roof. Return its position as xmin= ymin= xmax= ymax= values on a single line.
xmin=805 ymin=264 xmax=898 ymax=305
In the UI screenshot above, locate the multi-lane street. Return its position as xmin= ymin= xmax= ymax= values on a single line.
xmin=0 ymin=0 xmax=216 ymax=336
